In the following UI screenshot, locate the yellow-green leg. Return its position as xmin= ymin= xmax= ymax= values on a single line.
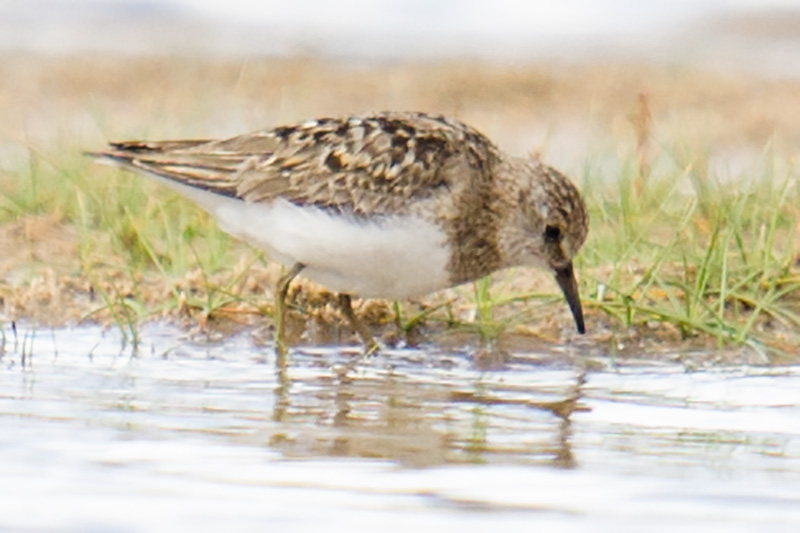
xmin=338 ymin=293 xmax=379 ymax=355
xmin=275 ymin=263 xmax=305 ymax=356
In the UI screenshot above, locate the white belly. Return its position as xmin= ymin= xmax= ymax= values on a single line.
xmin=165 ymin=181 xmax=451 ymax=298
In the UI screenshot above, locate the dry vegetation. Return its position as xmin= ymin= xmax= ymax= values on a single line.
xmin=1 ymin=54 xmax=798 ymax=362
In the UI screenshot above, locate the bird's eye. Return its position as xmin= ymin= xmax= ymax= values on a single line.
xmin=544 ymin=225 xmax=561 ymax=244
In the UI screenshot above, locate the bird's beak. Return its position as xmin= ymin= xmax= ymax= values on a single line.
xmin=554 ymin=262 xmax=586 ymax=334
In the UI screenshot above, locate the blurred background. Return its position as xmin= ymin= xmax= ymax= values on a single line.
xmin=2 ymin=0 xmax=799 ymax=169
xmin=3 ymin=0 xmax=800 ymax=75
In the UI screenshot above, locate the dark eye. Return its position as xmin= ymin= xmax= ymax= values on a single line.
xmin=544 ymin=225 xmax=561 ymax=244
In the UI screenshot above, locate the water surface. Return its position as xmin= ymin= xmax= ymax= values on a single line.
xmin=1 ymin=324 xmax=799 ymax=532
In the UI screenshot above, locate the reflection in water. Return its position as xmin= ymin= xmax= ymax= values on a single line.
xmin=273 ymin=350 xmax=290 ymax=424
xmin=264 ymin=342 xmax=586 ymax=467
xmin=1 ymin=324 xmax=800 ymax=531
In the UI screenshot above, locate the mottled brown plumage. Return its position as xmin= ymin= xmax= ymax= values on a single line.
xmin=92 ymin=111 xmax=589 ymax=349
xmin=104 ymin=113 xmax=493 ymax=214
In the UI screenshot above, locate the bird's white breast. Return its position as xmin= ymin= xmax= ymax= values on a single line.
xmin=220 ymin=198 xmax=451 ymax=298
xmin=160 ymin=179 xmax=451 ymax=299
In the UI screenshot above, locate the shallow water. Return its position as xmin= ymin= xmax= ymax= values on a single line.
xmin=1 ymin=324 xmax=799 ymax=532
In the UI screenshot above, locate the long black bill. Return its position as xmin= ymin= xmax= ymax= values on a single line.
xmin=554 ymin=262 xmax=586 ymax=334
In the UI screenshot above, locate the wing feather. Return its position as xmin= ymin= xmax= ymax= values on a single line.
xmin=91 ymin=112 xmax=500 ymax=215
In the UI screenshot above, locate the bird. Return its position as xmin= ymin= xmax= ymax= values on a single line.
xmin=89 ymin=111 xmax=588 ymax=353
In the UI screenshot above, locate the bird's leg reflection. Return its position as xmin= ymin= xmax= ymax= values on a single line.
xmin=545 ymin=365 xmax=587 ymax=469
xmin=272 ymin=347 xmax=290 ymax=423
xmin=332 ymin=364 xmax=354 ymax=428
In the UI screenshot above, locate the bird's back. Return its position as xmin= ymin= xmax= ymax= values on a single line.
xmin=93 ymin=111 xmax=502 ymax=217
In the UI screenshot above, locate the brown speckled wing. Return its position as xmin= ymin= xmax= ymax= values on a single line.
xmin=96 ymin=112 xmax=500 ymax=216
xmin=96 ymin=139 xmax=249 ymax=197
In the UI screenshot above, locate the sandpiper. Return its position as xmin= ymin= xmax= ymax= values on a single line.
xmin=90 ymin=112 xmax=588 ymax=352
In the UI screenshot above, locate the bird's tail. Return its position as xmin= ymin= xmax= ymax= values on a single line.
xmin=86 ymin=139 xmax=245 ymax=197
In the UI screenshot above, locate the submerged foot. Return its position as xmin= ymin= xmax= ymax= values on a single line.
xmin=338 ymin=293 xmax=380 ymax=355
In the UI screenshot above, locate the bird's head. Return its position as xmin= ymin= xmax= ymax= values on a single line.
xmin=500 ymin=160 xmax=588 ymax=333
